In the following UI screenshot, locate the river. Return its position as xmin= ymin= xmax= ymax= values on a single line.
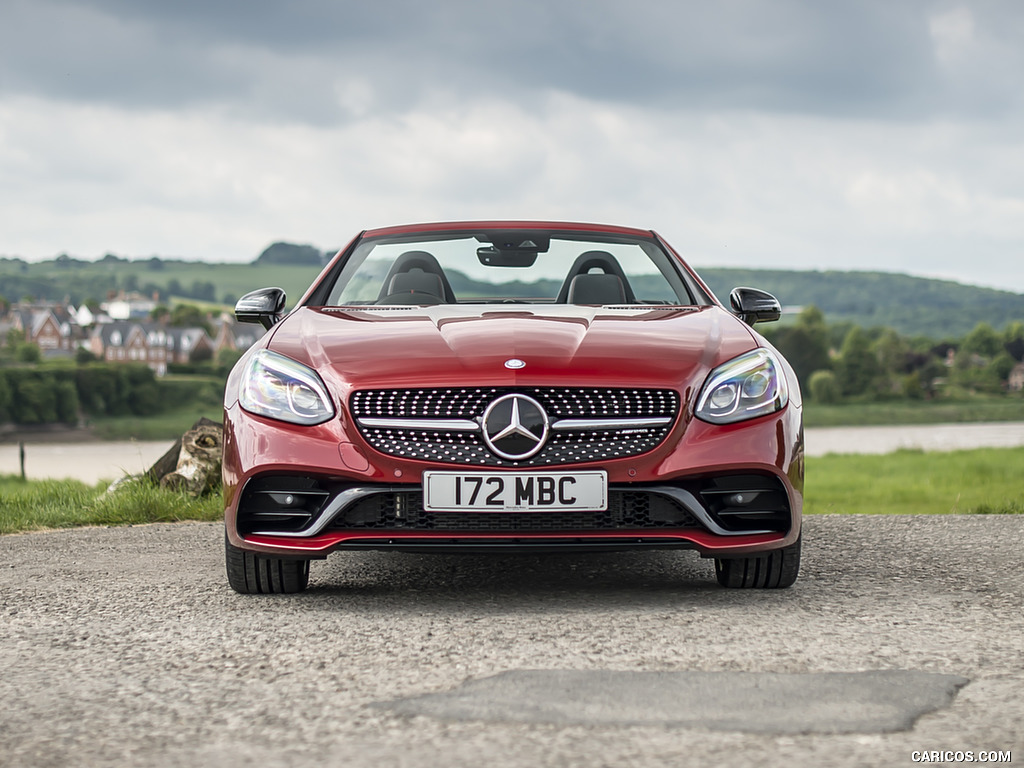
xmin=2 ymin=422 xmax=1023 ymax=485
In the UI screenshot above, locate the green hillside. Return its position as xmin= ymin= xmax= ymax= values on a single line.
xmin=696 ymin=268 xmax=1024 ymax=339
xmin=3 ymin=251 xmax=1022 ymax=339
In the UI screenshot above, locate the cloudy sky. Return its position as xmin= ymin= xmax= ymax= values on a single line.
xmin=2 ymin=0 xmax=1023 ymax=291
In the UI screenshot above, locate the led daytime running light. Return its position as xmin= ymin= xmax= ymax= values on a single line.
xmin=240 ymin=350 xmax=335 ymax=426
xmin=696 ymin=348 xmax=788 ymax=425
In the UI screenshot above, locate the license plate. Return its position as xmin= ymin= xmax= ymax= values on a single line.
xmin=422 ymin=471 xmax=608 ymax=512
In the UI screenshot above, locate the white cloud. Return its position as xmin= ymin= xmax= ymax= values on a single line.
xmin=929 ymin=6 xmax=976 ymax=66
xmin=3 ymin=90 xmax=1023 ymax=292
xmin=2 ymin=1 xmax=1024 ymax=293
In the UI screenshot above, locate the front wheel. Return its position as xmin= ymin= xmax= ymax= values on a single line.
xmin=225 ymin=533 xmax=310 ymax=594
xmin=714 ymin=535 xmax=801 ymax=589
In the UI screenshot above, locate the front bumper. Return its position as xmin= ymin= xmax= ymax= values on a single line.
xmin=223 ymin=400 xmax=803 ymax=559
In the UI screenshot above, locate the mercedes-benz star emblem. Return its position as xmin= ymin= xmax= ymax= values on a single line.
xmin=481 ymin=394 xmax=549 ymax=461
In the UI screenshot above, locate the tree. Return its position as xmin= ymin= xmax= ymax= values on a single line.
xmin=834 ymin=327 xmax=882 ymax=398
xmin=169 ymin=304 xmax=212 ymax=334
xmin=871 ymin=328 xmax=913 ymax=396
xmin=256 ymin=242 xmax=324 ymax=265
xmin=961 ymin=322 xmax=1002 ymax=359
xmin=808 ymin=370 xmax=841 ymax=404
xmin=1003 ymin=321 xmax=1024 ymax=362
xmin=768 ymin=306 xmax=831 ymax=390
xmin=189 ymin=281 xmax=216 ymax=302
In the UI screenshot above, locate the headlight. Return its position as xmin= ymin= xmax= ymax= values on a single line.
xmin=239 ymin=350 xmax=335 ymax=426
xmin=696 ymin=348 xmax=788 ymax=424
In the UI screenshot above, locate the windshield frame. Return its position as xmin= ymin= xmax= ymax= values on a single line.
xmin=306 ymin=226 xmax=702 ymax=308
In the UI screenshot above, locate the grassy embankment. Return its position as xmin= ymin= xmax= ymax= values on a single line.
xmin=2 ymin=446 xmax=1022 ymax=535
xmin=805 ymin=446 xmax=1024 ymax=515
xmin=0 ymin=475 xmax=222 ymax=534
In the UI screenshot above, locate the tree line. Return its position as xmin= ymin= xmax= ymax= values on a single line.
xmin=763 ymin=307 xmax=1024 ymax=403
xmin=0 ymin=362 xmax=222 ymax=427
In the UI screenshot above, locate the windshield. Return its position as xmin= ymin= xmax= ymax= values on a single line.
xmin=324 ymin=229 xmax=695 ymax=306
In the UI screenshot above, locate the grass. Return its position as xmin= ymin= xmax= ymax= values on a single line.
xmin=88 ymin=404 xmax=225 ymax=441
xmin=805 ymin=446 xmax=1024 ymax=515
xmin=2 ymin=447 xmax=1022 ymax=535
xmin=0 ymin=474 xmax=222 ymax=535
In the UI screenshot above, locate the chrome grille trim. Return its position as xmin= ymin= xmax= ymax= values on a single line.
xmin=552 ymin=416 xmax=674 ymax=431
xmin=357 ymin=417 xmax=480 ymax=432
xmin=356 ymin=415 xmax=673 ymax=432
xmin=350 ymin=387 xmax=680 ymax=466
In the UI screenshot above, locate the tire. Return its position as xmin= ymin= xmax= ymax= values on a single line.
xmin=714 ymin=535 xmax=801 ymax=589
xmin=225 ymin=533 xmax=310 ymax=594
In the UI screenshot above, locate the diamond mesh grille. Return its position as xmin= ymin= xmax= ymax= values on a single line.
xmin=350 ymin=387 xmax=679 ymax=466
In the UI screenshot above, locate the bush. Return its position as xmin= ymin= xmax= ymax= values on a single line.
xmin=0 ymin=373 xmax=10 ymax=421
xmin=16 ymin=343 xmax=41 ymax=364
xmin=902 ymin=371 xmax=925 ymax=400
xmin=809 ymin=370 xmax=842 ymax=404
xmin=55 ymin=380 xmax=79 ymax=423
xmin=13 ymin=374 xmax=57 ymax=423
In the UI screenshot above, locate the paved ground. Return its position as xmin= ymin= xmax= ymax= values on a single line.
xmin=1 ymin=516 xmax=1021 ymax=767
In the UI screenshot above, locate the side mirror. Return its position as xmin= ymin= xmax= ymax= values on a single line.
xmin=729 ymin=287 xmax=781 ymax=326
xmin=235 ymin=287 xmax=286 ymax=330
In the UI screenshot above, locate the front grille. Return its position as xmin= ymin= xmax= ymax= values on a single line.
xmin=350 ymin=387 xmax=680 ymax=466
xmin=331 ymin=490 xmax=697 ymax=531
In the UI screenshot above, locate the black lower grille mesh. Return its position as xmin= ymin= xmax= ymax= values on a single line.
xmin=331 ymin=491 xmax=697 ymax=532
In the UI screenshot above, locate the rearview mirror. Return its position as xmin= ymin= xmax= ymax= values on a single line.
xmin=729 ymin=287 xmax=781 ymax=326
xmin=236 ymin=287 xmax=286 ymax=330
xmin=476 ymin=247 xmax=538 ymax=267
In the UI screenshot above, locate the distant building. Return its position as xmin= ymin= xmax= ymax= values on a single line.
xmin=101 ymin=292 xmax=159 ymax=321
xmin=1009 ymin=362 xmax=1024 ymax=392
xmin=7 ymin=302 xmax=85 ymax=357
xmin=2 ymin=297 xmax=249 ymax=376
xmin=90 ymin=321 xmax=212 ymax=376
xmin=213 ymin=316 xmax=263 ymax=357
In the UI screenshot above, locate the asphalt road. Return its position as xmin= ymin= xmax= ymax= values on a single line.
xmin=1 ymin=515 xmax=1021 ymax=767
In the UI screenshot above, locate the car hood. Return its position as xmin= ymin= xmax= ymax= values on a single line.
xmin=266 ymin=305 xmax=758 ymax=393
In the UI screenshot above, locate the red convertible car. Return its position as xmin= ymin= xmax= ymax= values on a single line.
xmin=223 ymin=221 xmax=803 ymax=593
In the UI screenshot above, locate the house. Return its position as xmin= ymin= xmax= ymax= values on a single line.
xmin=8 ymin=302 xmax=84 ymax=357
xmin=1009 ymin=362 xmax=1024 ymax=392
xmin=101 ymin=292 xmax=159 ymax=321
xmin=212 ymin=316 xmax=263 ymax=357
xmin=165 ymin=327 xmax=214 ymax=365
xmin=90 ymin=321 xmax=212 ymax=376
